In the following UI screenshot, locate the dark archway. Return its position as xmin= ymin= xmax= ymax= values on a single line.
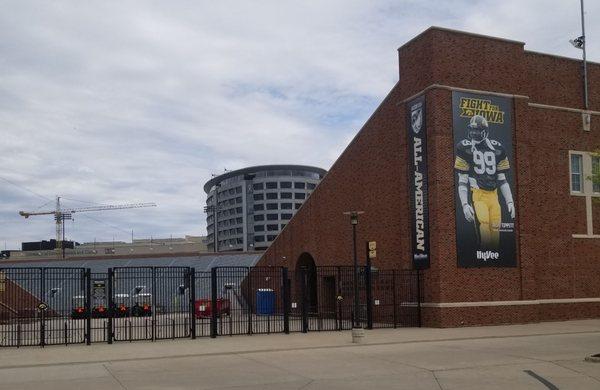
xmin=295 ymin=252 xmax=318 ymax=313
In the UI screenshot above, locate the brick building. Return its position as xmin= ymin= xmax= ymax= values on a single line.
xmin=257 ymin=27 xmax=600 ymax=327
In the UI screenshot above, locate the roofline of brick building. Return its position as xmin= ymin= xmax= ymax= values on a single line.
xmin=398 ymin=26 xmax=599 ymax=66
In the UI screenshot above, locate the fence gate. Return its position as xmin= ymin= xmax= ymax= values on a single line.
xmin=288 ymin=266 xmax=421 ymax=332
xmin=109 ymin=267 xmax=193 ymax=342
xmin=194 ymin=270 xmax=211 ymax=337
xmin=288 ymin=266 xmax=359 ymax=332
xmin=0 ymin=267 xmax=90 ymax=347
xmin=209 ymin=267 xmax=286 ymax=337
xmin=370 ymin=270 xmax=421 ymax=328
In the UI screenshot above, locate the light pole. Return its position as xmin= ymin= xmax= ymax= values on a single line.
xmin=204 ymin=184 xmax=222 ymax=253
xmin=343 ymin=210 xmax=364 ymax=332
xmin=570 ymin=0 xmax=589 ymax=110
xmin=204 ymin=204 xmax=221 ymax=252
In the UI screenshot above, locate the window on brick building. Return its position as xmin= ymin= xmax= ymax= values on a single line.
xmin=570 ymin=153 xmax=583 ymax=193
xmin=569 ymin=151 xmax=600 ymax=239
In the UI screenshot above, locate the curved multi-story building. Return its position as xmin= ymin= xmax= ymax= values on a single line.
xmin=204 ymin=165 xmax=326 ymax=252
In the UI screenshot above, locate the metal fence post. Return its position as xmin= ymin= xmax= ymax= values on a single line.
xmin=151 ymin=267 xmax=157 ymax=342
xmin=85 ymin=268 xmax=92 ymax=345
xmin=39 ymin=267 xmax=46 ymax=348
xmin=247 ymin=267 xmax=253 ymax=335
xmin=189 ymin=268 xmax=196 ymax=340
xmin=282 ymin=267 xmax=290 ymax=334
xmin=301 ymin=267 xmax=308 ymax=333
xmin=392 ymin=270 xmax=397 ymax=328
xmin=336 ymin=266 xmax=342 ymax=331
xmin=365 ymin=264 xmax=373 ymax=330
xmin=107 ymin=268 xmax=114 ymax=344
xmin=417 ymin=269 xmax=422 ymax=328
xmin=210 ymin=267 xmax=218 ymax=338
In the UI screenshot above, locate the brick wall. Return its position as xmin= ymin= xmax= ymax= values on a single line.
xmin=258 ymin=27 xmax=600 ymax=327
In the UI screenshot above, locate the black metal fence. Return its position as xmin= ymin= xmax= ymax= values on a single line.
xmin=0 ymin=265 xmax=421 ymax=347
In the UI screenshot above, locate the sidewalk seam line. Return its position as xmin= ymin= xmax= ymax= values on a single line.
xmin=1 ymin=330 xmax=599 ymax=370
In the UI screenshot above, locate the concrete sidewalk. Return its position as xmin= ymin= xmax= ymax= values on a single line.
xmin=1 ymin=319 xmax=600 ymax=389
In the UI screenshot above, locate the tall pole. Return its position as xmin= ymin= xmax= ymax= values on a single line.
xmin=214 ymin=205 xmax=218 ymax=253
xmin=343 ymin=211 xmax=363 ymax=328
xmin=56 ymin=196 xmax=63 ymax=259
xmin=62 ymin=215 xmax=66 ymax=259
xmin=581 ymin=0 xmax=589 ymax=110
xmin=212 ymin=185 xmax=220 ymax=253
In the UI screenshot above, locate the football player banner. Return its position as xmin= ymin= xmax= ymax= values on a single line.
xmin=452 ymin=91 xmax=517 ymax=268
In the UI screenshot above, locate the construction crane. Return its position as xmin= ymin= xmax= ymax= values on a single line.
xmin=19 ymin=196 xmax=156 ymax=259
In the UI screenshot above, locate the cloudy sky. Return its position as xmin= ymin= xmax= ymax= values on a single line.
xmin=0 ymin=1 xmax=597 ymax=249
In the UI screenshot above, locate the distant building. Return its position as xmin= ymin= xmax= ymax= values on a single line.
xmin=22 ymin=239 xmax=76 ymax=251
xmin=204 ymin=165 xmax=326 ymax=252
xmin=7 ymin=235 xmax=208 ymax=261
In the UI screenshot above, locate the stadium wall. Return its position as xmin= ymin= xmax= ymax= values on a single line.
xmin=257 ymin=27 xmax=600 ymax=327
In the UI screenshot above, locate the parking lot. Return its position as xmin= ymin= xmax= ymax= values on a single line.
xmin=1 ymin=319 xmax=599 ymax=389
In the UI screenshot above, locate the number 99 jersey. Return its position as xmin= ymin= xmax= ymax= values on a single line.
xmin=454 ymin=138 xmax=510 ymax=191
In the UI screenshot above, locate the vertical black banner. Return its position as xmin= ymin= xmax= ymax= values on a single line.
xmin=407 ymin=95 xmax=430 ymax=270
xmin=452 ymin=91 xmax=516 ymax=267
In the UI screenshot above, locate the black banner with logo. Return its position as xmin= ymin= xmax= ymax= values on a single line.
xmin=452 ymin=91 xmax=516 ymax=267
xmin=407 ymin=95 xmax=430 ymax=270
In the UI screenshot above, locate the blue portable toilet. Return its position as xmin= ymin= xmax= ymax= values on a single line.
xmin=256 ymin=288 xmax=275 ymax=315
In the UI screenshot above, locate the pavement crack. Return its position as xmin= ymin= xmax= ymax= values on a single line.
xmin=296 ymin=379 xmax=315 ymax=389
xmin=552 ymin=360 xmax=600 ymax=384
xmin=433 ymin=360 xmax=545 ymax=373
xmin=102 ymin=363 xmax=128 ymax=390
xmin=432 ymin=371 xmax=444 ymax=390
xmin=345 ymin=348 xmax=433 ymax=373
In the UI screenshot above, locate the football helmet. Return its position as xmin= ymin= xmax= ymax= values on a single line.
xmin=467 ymin=115 xmax=489 ymax=143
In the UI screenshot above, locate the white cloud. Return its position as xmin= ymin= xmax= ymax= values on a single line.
xmin=0 ymin=0 xmax=597 ymax=249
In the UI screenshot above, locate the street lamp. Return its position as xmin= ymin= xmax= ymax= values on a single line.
xmin=343 ymin=210 xmax=364 ymax=331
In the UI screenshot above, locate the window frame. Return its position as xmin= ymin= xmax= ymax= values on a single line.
xmin=592 ymin=155 xmax=600 ymax=195
xmin=569 ymin=151 xmax=599 ymax=197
